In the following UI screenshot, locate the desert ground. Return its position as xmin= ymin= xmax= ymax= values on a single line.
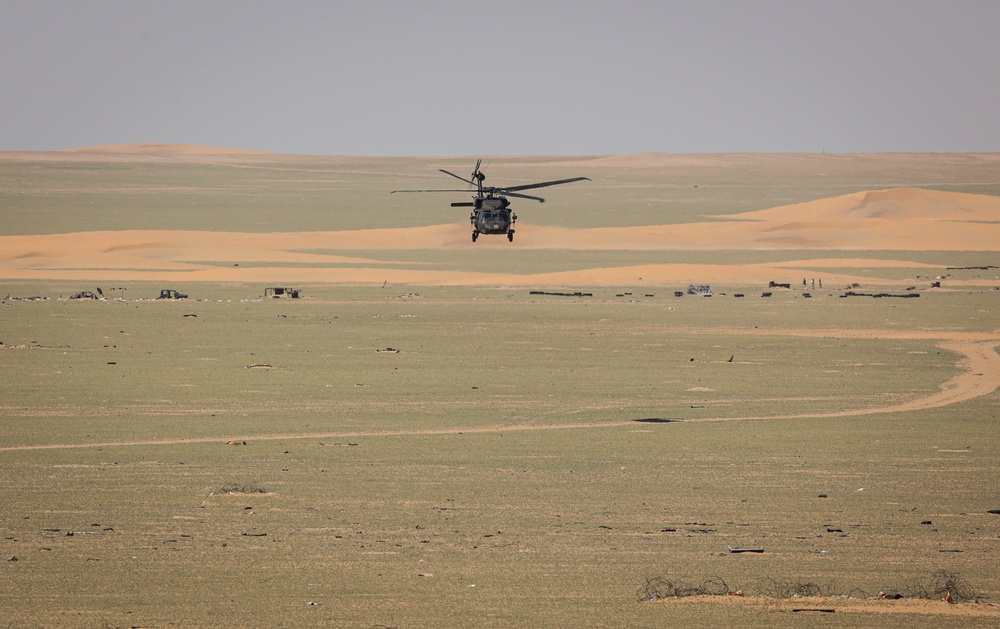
xmin=1 ymin=146 xmax=999 ymax=627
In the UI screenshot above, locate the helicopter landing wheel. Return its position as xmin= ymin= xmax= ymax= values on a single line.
xmin=507 ymin=230 xmax=514 ymax=242
xmin=472 ymin=231 xmax=478 ymax=243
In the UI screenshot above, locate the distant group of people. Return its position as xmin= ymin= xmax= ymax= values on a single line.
xmin=803 ymin=278 xmax=822 ymax=289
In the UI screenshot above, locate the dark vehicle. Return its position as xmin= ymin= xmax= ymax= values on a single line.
xmin=393 ymin=160 xmax=588 ymax=242
xmin=157 ymin=289 xmax=188 ymax=300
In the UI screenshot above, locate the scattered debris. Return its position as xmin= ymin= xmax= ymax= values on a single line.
xmin=687 ymin=284 xmax=712 ymax=296
xmin=246 ymin=364 xmax=272 ymax=369
xmin=218 ymin=483 xmax=266 ymax=494
xmin=768 ymin=281 xmax=791 ymax=289
xmin=376 ymin=347 xmax=400 ymax=353
xmin=529 ymin=291 xmax=593 ymax=297
xmin=947 ymin=265 xmax=997 ymax=270
xmin=840 ymin=291 xmax=920 ymax=299
xmin=183 ymin=313 xmax=197 ymax=318
xmin=69 ymin=291 xmax=99 ymax=300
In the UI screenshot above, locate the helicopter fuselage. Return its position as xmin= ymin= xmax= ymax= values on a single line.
xmin=471 ymin=197 xmax=516 ymax=241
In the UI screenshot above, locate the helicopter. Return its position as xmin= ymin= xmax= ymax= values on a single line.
xmin=392 ymin=160 xmax=589 ymax=242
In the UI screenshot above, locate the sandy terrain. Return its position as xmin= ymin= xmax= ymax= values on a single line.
xmin=4 ymin=327 xmax=996 ymax=453
xmin=4 ymin=149 xmax=1000 ymax=625
xmin=1 ymin=186 xmax=998 ymax=287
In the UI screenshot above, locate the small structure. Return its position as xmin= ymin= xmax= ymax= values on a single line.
xmin=265 ymin=287 xmax=301 ymax=299
xmin=687 ymin=284 xmax=712 ymax=296
xmin=69 ymin=291 xmax=99 ymax=300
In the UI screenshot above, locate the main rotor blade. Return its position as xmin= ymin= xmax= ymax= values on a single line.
xmin=502 ymin=176 xmax=590 ymax=193
xmin=438 ymin=169 xmax=475 ymax=186
xmin=503 ymin=191 xmax=545 ymax=202
xmin=391 ymin=188 xmax=472 ymax=194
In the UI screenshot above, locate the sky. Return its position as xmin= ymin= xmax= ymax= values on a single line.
xmin=2 ymin=0 xmax=998 ymax=155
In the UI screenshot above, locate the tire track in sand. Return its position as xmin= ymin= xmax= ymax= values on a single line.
xmin=2 ymin=337 xmax=998 ymax=452
xmin=683 ymin=339 xmax=1000 ymax=423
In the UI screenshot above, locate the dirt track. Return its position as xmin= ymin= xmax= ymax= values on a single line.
xmin=4 ymin=332 xmax=996 ymax=453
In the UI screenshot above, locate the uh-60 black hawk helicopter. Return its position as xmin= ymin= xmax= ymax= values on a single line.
xmin=392 ymin=160 xmax=589 ymax=242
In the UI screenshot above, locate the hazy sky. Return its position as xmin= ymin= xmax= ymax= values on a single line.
xmin=3 ymin=1 xmax=998 ymax=155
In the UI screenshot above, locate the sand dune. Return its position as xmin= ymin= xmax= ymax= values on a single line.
xmin=1 ymin=187 xmax=998 ymax=287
